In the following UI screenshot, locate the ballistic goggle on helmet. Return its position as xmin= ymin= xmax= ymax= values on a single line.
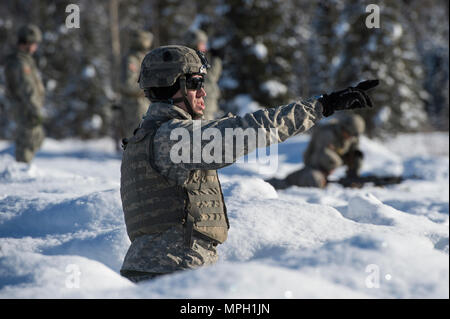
xmin=138 ymin=45 xmax=210 ymax=90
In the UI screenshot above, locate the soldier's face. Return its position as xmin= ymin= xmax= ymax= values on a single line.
xmin=173 ymin=75 xmax=207 ymax=117
xmin=197 ymin=41 xmax=207 ymax=53
xmin=143 ymin=39 xmax=152 ymax=50
xmin=186 ymin=76 xmax=207 ymax=116
xmin=29 ymin=43 xmax=38 ymax=54
xmin=19 ymin=43 xmax=39 ymax=55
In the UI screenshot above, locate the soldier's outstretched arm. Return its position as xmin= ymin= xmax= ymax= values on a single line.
xmin=154 ymin=80 xmax=378 ymax=184
xmin=153 ymin=98 xmax=323 ymax=183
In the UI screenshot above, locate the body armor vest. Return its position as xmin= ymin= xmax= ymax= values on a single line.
xmin=120 ymin=119 xmax=229 ymax=245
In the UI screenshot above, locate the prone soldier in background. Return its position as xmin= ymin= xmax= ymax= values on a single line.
xmin=4 ymin=24 xmax=45 ymax=163
xmin=266 ymin=113 xmax=367 ymax=189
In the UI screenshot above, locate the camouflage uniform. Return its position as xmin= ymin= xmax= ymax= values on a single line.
xmin=267 ymin=114 xmax=365 ymax=189
xmin=183 ymin=30 xmax=222 ymax=120
xmin=119 ymin=30 xmax=153 ymax=138
xmin=120 ymin=76 xmax=324 ymax=281
xmin=4 ymin=25 xmax=45 ymax=163
xmin=121 ymin=224 xmax=219 ymax=281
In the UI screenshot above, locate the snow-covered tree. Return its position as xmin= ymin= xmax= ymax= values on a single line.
xmin=407 ymin=0 xmax=449 ymax=131
xmin=222 ymin=0 xmax=293 ymax=109
xmin=318 ymin=0 xmax=431 ymax=135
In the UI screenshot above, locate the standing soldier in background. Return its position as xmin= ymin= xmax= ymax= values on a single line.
xmin=266 ymin=113 xmax=366 ymax=189
xmin=118 ymin=29 xmax=153 ymax=139
xmin=4 ymin=24 xmax=45 ymax=163
xmin=183 ymin=29 xmax=223 ymax=120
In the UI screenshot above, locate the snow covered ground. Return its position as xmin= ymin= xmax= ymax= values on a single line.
xmin=0 ymin=132 xmax=448 ymax=298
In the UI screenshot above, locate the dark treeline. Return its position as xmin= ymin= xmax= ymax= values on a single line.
xmin=0 ymin=0 xmax=448 ymax=139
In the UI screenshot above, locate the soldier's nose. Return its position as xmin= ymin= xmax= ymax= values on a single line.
xmin=197 ymin=87 xmax=206 ymax=97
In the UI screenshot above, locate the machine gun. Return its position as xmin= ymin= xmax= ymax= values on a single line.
xmin=328 ymin=174 xmax=405 ymax=188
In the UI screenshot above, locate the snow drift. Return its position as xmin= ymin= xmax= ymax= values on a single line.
xmin=0 ymin=133 xmax=448 ymax=298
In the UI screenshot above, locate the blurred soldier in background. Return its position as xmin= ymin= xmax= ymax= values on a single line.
xmin=183 ymin=29 xmax=223 ymax=120
xmin=74 ymin=62 xmax=113 ymax=138
xmin=118 ymin=29 xmax=153 ymax=139
xmin=266 ymin=113 xmax=366 ymax=189
xmin=4 ymin=24 xmax=45 ymax=163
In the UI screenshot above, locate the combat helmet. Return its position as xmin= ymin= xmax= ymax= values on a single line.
xmin=129 ymin=29 xmax=153 ymax=51
xmin=338 ymin=113 xmax=365 ymax=136
xmin=139 ymin=45 xmax=208 ymax=88
xmin=183 ymin=29 xmax=208 ymax=49
xmin=138 ymin=45 xmax=209 ymax=117
xmin=17 ymin=24 xmax=42 ymax=44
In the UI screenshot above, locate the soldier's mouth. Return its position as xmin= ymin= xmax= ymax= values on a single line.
xmin=197 ymin=101 xmax=205 ymax=110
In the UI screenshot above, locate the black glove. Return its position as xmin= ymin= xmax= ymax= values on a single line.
xmin=319 ymin=79 xmax=379 ymax=117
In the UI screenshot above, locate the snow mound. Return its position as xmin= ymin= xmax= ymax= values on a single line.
xmin=344 ymin=193 xmax=396 ymax=226
xmin=0 ymin=252 xmax=133 ymax=298
xmin=0 ymin=189 xmax=122 ymax=237
xmin=0 ymin=133 xmax=448 ymax=298
xmin=221 ymin=177 xmax=278 ymax=201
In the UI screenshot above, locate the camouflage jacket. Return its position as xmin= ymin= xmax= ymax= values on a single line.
xmin=120 ymin=97 xmax=323 ymax=275
xmin=4 ymin=50 xmax=45 ymax=125
xmin=150 ymin=98 xmax=324 ymax=185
